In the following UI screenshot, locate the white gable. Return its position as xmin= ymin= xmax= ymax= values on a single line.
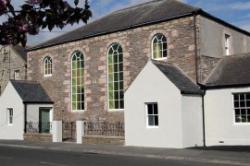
xmin=0 ymin=81 xmax=24 ymax=140
xmin=126 ymin=60 xmax=181 ymax=95
xmin=125 ymin=60 xmax=183 ymax=148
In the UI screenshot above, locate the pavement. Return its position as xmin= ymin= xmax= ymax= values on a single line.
xmin=0 ymin=140 xmax=250 ymax=166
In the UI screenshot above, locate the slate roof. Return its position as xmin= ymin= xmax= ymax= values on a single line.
xmin=10 ymin=80 xmax=53 ymax=104
xmin=29 ymin=0 xmax=250 ymax=51
xmin=152 ymin=60 xmax=203 ymax=95
xmin=29 ymin=0 xmax=200 ymax=50
xmin=205 ymin=53 xmax=250 ymax=88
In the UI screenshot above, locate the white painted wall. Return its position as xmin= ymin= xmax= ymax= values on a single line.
xmin=26 ymin=104 xmax=53 ymax=133
xmin=52 ymin=121 xmax=62 ymax=142
xmin=26 ymin=104 xmax=53 ymax=123
xmin=199 ymin=15 xmax=250 ymax=58
xmin=125 ymin=61 xmax=184 ymax=148
xmin=205 ymin=87 xmax=250 ymax=146
xmin=182 ymin=95 xmax=203 ymax=147
xmin=0 ymin=83 xmax=24 ymax=140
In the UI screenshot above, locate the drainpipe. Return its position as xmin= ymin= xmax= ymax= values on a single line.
xmin=193 ymin=14 xmax=199 ymax=84
xmin=8 ymin=48 xmax=11 ymax=80
xmin=24 ymin=103 xmax=27 ymax=133
xmin=201 ymin=92 xmax=206 ymax=147
xmin=194 ymin=12 xmax=206 ymax=147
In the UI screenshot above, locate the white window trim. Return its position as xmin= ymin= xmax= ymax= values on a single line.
xmin=14 ymin=70 xmax=20 ymax=80
xmin=107 ymin=43 xmax=124 ymax=112
xmin=224 ymin=33 xmax=231 ymax=56
xmin=71 ymin=51 xmax=85 ymax=112
xmin=109 ymin=109 xmax=124 ymax=112
xmin=232 ymin=92 xmax=250 ymax=125
xmin=145 ymin=102 xmax=159 ymax=128
xmin=151 ymin=34 xmax=168 ymax=60
xmin=44 ymin=56 xmax=53 ymax=77
xmin=7 ymin=108 xmax=13 ymax=126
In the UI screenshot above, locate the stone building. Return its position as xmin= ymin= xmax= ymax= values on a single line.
xmin=27 ymin=0 xmax=250 ymax=142
xmin=1 ymin=0 xmax=250 ymax=147
xmin=0 ymin=45 xmax=27 ymax=94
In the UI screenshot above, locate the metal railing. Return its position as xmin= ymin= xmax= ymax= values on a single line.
xmin=62 ymin=121 xmax=76 ymax=141
xmin=84 ymin=121 xmax=124 ymax=137
xmin=25 ymin=121 xmax=51 ymax=134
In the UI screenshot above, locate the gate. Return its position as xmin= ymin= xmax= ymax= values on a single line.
xmin=62 ymin=121 xmax=76 ymax=142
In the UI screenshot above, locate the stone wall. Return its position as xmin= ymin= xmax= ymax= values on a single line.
xmin=27 ymin=16 xmax=197 ymax=124
xmin=198 ymin=55 xmax=222 ymax=83
xmin=24 ymin=133 xmax=52 ymax=142
xmin=83 ymin=136 xmax=124 ymax=145
xmin=0 ymin=46 xmax=27 ymax=94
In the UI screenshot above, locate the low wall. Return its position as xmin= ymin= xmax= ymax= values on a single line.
xmin=24 ymin=133 xmax=52 ymax=142
xmin=83 ymin=136 xmax=124 ymax=145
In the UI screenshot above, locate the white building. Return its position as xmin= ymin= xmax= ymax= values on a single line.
xmin=204 ymin=54 xmax=250 ymax=146
xmin=0 ymin=80 xmax=53 ymax=140
xmin=125 ymin=54 xmax=250 ymax=148
xmin=125 ymin=60 xmax=204 ymax=148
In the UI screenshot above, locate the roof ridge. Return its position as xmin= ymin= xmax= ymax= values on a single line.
xmin=10 ymin=80 xmax=38 ymax=84
xmin=112 ymin=0 xmax=164 ymax=14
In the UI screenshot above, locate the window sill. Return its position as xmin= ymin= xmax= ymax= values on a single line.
xmin=234 ymin=122 xmax=250 ymax=126
xmin=146 ymin=126 xmax=159 ymax=129
xmin=108 ymin=109 xmax=124 ymax=112
xmin=72 ymin=110 xmax=85 ymax=113
xmin=44 ymin=74 xmax=52 ymax=78
xmin=152 ymin=58 xmax=168 ymax=61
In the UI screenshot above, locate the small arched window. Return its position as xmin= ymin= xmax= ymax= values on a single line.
xmin=152 ymin=34 xmax=168 ymax=60
xmin=44 ymin=56 xmax=52 ymax=76
xmin=71 ymin=51 xmax=85 ymax=111
xmin=108 ymin=43 xmax=124 ymax=111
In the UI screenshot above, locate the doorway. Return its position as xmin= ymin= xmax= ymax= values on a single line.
xmin=39 ymin=108 xmax=51 ymax=133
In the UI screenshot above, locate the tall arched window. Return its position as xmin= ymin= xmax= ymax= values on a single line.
xmin=108 ymin=43 xmax=124 ymax=111
xmin=71 ymin=51 xmax=85 ymax=111
xmin=44 ymin=56 xmax=52 ymax=76
xmin=152 ymin=34 xmax=168 ymax=60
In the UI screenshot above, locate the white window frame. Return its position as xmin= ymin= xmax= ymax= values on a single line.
xmin=7 ymin=108 xmax=13 ymax=126
xmin=71 ymin=51 xmax=85 ymax=112
xmin=233 ymin=93 xmax=250 ymax=124
xmin=44 ymin=56 xmax=53 ymax=77
xmin=225 ymin=34 xmax=231 ymax=56
xmin=14 ymin=70 xmax=20 ymax=80
xmin=151 ymin=34 xmax=168 ymax=60
xmin=145 ymin=103 xmax=159 ymax=128
xmin=107 ymin=43 xmax=124 ymax=112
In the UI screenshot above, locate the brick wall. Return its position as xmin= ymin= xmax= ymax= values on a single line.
xmin=27 ymin=16 xmax=197 ymax=124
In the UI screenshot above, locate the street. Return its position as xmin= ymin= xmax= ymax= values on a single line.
xmin=0 ymin=146 xmax=231 ymax=166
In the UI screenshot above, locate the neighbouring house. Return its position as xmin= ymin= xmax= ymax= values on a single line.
xmin=0 ymin=45 xmax=27 ymax=95
xmin=0 ymin=80 xmax=53 ymax=141
xmin=125 ymin=60 xmax=204 ymax=148
xmin=1 ymin=0 xmax=250 ymax=148
xmin=203 ymin=54 xmax=250 ymax=146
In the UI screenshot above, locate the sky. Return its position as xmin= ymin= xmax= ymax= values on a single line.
xmin=6 ymin=0 xmax=250 ymax=46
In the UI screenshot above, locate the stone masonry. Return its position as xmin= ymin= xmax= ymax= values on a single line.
xmin=27 ymin=16 xmax=197 ymax=125
xmin=0 ymin=46 xmax=27 ymax=94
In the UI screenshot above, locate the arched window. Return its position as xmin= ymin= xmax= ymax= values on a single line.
xmin=71 ymin=51 xmax=85 ymax=111
xmin=44 ymin=56 xmax=52 ymax=76
xmin=152 ymin=34 xmax=168 ymax=60
xmin=108 ymin=43 xmax=124 ymax=111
